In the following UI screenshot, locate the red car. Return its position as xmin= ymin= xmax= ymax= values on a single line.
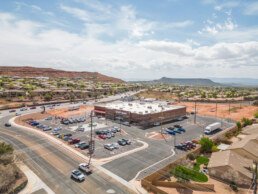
xmin=30 ymin=107 xmax=36 ymax=109
xmin=69 ymin=138 xmax=80 ymax=144
xmin=98 ymin=135 xmax=106 ymax=139
xmin=26 ymin=120 xmax=35 ymax=124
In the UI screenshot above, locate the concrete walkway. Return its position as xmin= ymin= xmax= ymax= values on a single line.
xmin=18 ymin=164 xmax=54 ymax=194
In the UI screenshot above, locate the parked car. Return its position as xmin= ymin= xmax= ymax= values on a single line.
xmin=122 ymin=139 xmax=131 ymax=145
xmin=104 ymin=144 xmax=115 ymax=151
xmin=123 ymin=122 xmax=130 ymax=126
xmin=79 ymin=143 xmax=89 ymax=150
xmin=192 ymin=140 xmax=199 ymax=144
xmin=15 ymin=113 xmax=21 ymax=116
xmin=75 ymin=142 xmax=86 ymax=148
xmin=54 ymin=126 xmax=62 ymax=131
xmin=78 ymin=163 xmax=92 ymax=175
xmin=178 ymin=128 xmax=186 ymax=132
xmin=177 ymin=117 xmax=184 ymax=121
xmin=45 ymin=117 xmax=52 ymax=120
xmin=20 ymin=108 xmax=27 ymax=111
xmin=5 ymin=123 xmax=11 ymax=127
xmin=50 ymin=131 xmax=60 ymax=135
xmin=167 ymin=127 xmax=175 ymax=130
xmin=113 ymin=127 xmax=121 ymax=132
xmin=69 ymin=138 xmax=80 ymax=144
xmin=77 ymin=127 xmax=85 ymax=132
xmin=111 ymin=128 xmax=117 ymax=133
xmin=106 ymin=133 xmax=112 ymax=139
xmin=43 ymin=126 xmax=52 ymax=131
xmin=112 ymin=143 xmax=119 ymax=149
xmin=30 ymin=122 xmax=39 ymax=126
xmin=173 ymin=129 xmax=181 ymax=134
xmin=9 ymin=110 xmax=16 ymax=113
xmin=30 ymin=107 xmax=36 ymax=110
xmin=153 ymin=122 xmax=160 ymax=126
xmin=63 ymin=136 xmax=72 ymax=141
xmin=64 ymin=133 xmax=72 ymax=137
xmin=174 ymin=124 xmax=182 ymax=128
xmin=167 ymin=130 xmax=176 ymax=135
xmin=118 ymin=139 xmax=126 ymax=146
xmin=71 ymin=170 xmax=85 ymax=182
xmin=99 ymin=134 xmax=106 ymax=139
xmin=36 ymin=124 xmax=44 ymax=128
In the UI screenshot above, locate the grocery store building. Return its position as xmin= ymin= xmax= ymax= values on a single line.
xmin=94 ymin=101 xmax=186 ymax=127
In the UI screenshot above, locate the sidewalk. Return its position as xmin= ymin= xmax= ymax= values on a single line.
xmin=18 ymin=164 xmax=54 ymax=194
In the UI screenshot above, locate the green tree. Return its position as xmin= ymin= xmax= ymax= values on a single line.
xmin=199 ymin=137 xmax=213 ymax=153
xmin=44 ymin=92 xmax=53 ymax=101
xmin=254 ymin=111 xmax=258 ymax=118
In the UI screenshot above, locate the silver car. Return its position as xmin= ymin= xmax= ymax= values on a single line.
xmin=112 ymin=143 xmax=119 ymax=149
xmin=104 ymin=144 xmax=114 ymax=151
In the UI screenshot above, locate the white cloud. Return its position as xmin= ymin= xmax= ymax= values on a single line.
xmin=200 ymin=17 xmax=237 ymax=35
xmin=244 ymin=2 xmax=258 ymax=15
xmin=60 ymin=5 xmax=90 ymax=22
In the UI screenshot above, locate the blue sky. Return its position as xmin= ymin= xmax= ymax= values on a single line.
xmin=0 ymin=0 xmax=258 ymax=80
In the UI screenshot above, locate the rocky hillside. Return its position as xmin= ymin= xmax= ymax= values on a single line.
xmin=0 ymin=66 xmax=125 ymax=83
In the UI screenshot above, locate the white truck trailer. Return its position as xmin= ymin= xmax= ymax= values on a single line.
xmin=204 ymin=122 xmax=221 ymax=134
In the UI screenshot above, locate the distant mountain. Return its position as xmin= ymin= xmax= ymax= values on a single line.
xmin=0 ymin=66 xmax=125 ymax=83
xmin=132 ymin=77 xmax=221 ymax=86
xmin=210 ymin=78 xmax=258 ymax=86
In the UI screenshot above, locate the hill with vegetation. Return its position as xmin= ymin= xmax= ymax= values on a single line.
xmin=0 ymin=66 xmax=125 ymax=83
xmin=133 ymin=77 xmax=221 ymax=86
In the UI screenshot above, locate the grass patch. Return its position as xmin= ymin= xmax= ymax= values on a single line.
xmin=196 ymin=156 xmax=209 ymax=164
xmin=173 ymin=165 xmax=208 ymax=183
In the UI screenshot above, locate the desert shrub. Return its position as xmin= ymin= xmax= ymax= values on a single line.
xmin=236 ymin=122 xmax=242 ymax=129
xmin=226 ymin=132 xmax=232 ymax=138
xmin=0 ymin=142 xmax=14 ymax=155
xmin=187 ymin=153 xmax=196 ymax=161
xmin=254 ymin=111 xmax=258 ymax=118
xmin=0 ymin=164 xmax=21 ymax=193
xmin=212 ymin=145 xmax=220 ymax=152
xmin=241 ymin=117 xmax=252 ymax=126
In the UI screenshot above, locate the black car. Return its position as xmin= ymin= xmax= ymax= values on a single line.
xmin=174 ymin=124 xmax=182 ymax=128
xmin=122 ymin=139 xmax=131 ymax=145
xmin=80 ymin=144 xmax=89 ymax=150
xmin=64 ymin=133 xmax=72 ymax=137
xmin=95 ymin=130 xmax=102 ymax=135
xmin=118 ymin=139 xmax=127 ymax=146
xmin=167 ymin=127 xmax=175 ymax=130
xmin=5 ymin=123 xmax=11 ymax=127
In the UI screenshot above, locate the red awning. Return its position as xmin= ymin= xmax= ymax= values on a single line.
xmin=93 ymin=110 xmax=106 ymax=114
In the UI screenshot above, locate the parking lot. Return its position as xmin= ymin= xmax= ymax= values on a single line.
xmin=31 ymin=115 xmax=144 ymax=159
xmin=25 ymin=113 xmax=235 ymax=182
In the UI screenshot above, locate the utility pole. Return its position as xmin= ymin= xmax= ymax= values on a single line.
xmin=254 ymin=162 xmax=257 ymax=194
xmin=215 ymin=101 xmax=217 ymax=118
xmin=88 ymin=111 xmax=93 ymax=166
xmin=194 ymin=101 xmax=197 ymax=124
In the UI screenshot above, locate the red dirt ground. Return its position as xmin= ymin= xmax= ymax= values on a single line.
xmin=46 ymin=105 xmax=94 ymax=118
xmin=175 ymin=102 xmax=258 ymax=121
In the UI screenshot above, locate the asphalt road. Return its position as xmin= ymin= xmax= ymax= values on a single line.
xmin=0 ymin=91 xmax=140 ymax=194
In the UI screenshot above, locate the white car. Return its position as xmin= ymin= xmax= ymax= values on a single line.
xmin=78 ymin=163 xmax=92 ymax=174
xmin=154 ymin=122 xmax=160 ymax=126
xmin=71 ymin=170 xmax=85 ymax=182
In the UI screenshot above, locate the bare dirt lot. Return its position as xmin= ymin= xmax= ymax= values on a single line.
xmin=46 ymin=105 xmax=94 ymax=118
xmin=175 ymin=102 xmax=258 ymax=121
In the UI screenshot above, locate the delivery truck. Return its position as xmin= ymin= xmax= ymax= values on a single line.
xmin=204 ymin=122 xmax=221 ymax=134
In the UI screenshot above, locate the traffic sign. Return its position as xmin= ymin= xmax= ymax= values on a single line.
xmin=88 ymin=140 xmax=95 ymax=154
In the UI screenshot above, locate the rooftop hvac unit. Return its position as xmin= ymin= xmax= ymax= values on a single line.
xmin=145 ymin=111 xmax=148 ymax=113
xmin=147 ymin=106 xmax=152 ymax=109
